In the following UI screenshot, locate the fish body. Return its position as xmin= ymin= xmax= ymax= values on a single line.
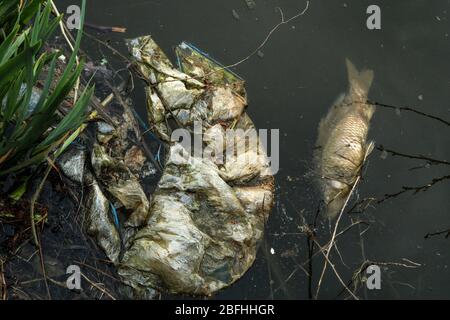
xmin=315 ymin=59 xmax=375 ymax=218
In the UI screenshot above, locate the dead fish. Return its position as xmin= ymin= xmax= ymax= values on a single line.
xmin=315 ymin=59 xmax=375 ymax=218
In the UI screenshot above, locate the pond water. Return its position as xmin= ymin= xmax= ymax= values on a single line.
xmin=58 ymin=0 xmax=450 ymax=299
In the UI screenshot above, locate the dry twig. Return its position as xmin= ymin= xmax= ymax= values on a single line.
xmin=221 ymin=1 xmax=310 ymax=70
xmin=314 ymin=175 xmax=361 ymax=299
xmin=377 ymin=145 xmax=450 ymax=166
xmin=0 ymin=259 xmax=7 ymax=300
xmin=312 ymin=239 xmax=359 ymax=300
xmin=424 ymin=228 xmax=450 ymax=239
xmin=367 ymin=100 xmax=450 ymax=127
xmin=80 ymin=272 xmax=116 ymax=300
xmin=378 ymin=174 xmax=450 ymax=203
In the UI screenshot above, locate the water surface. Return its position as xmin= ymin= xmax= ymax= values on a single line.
xmin=59 ymin=0 xmax=450 ymax=299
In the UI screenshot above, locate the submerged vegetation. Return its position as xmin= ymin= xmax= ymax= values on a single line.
xmin=0 ymin=0 xmax=92 ymax=175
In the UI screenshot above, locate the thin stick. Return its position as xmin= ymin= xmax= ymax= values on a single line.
xmin=356 ymin=219 xmax=369 ymax=300
xmin=222 ymin=1 xmax=310 ymax=70
xmin=82 ymin=2 xmax=310 ymax=85
xmin=84 ymin=22 xmax=126 ymax=33
xmin=367 ymin=100 xmax=450 ymax=127
xmin=424 ymin=228 xmax=450 ymax=239
xmin=0 ymin=259 xmax=6 ymax=300
xmin=74 ymin=261 xmax=120 ymax=282
xmin=378 ymin=174 xmax=450 ymax=203
xmin=314 ymin=175 xmax=361 ymax=299
xmin=270 ymin=215 xmax=368 ymax=297
xmin=377 ymin=145 xmax=450 ymax=166
xmin=312 ymin=239 xmax=359 ymax=300
xmin=315 ymin=139 xmax=376 ymax=299
xmin=80 ymin=273 xmax=116 ymax=300
xmin=307 ymin=236 xmax=314 ymax=299
xmin=29 ymin=129 xmax=73 ymax=299
xmin=337 ymin=259 xmax=420 ymax=298
xmin=29 ymin=164 xmax=53 ymax=300
xmin=29 ymin=166 xmax=51 ymax=247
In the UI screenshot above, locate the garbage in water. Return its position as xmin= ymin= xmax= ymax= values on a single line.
xmin=4 ymin=0 xmax=449 ymax=302
xmin=58 ymin=92 xmax=157 ymax=264
xmin=314 ymin=59 xmax=375 ymax=218
xmin=117 ymin=36 xmax=274 ymax=295
xmin=56 ymin=36 xmax=274 ymax=296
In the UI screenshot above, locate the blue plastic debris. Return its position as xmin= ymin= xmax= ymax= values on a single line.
xmin=110 ymin=202 xmax=120 ymax=229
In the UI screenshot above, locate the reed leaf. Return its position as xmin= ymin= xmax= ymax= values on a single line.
xmin=0 ymin=0 xmax=92 ymax=175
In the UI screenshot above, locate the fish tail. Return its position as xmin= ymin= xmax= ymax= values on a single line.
xmin=345 ymin=58 xmax=374 ymax=100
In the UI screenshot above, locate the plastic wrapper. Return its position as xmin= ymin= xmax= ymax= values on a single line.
xmin=58 ymin=101 xmax=154 ymax=264
xmin=57 ymin=147 xmax=86 ymax=184
xmin=86 ymin=180 xmax=122 ymax=263
xmin=118 ymin=36 xmax=274 ymax=295
xmin=58 ymin=36 xmax=274 ymax=296
xmin=91 ymin=144 xmax=150 ymax=228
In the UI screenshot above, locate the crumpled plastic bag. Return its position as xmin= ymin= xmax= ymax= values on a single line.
xmin=58 ymin=36 xmax=275 ymax=297
xmin=119 ymin=143 xmax=266 ymax=294
xmin=58 ymin=101 xmax=155 ymax=263
xmin=86 ymin=180 xmax=122 ymax=263
xmin=118 ymin=36 xmax=274 ymax=295
xmin=91 ymin=144 xmax=150 ymax=228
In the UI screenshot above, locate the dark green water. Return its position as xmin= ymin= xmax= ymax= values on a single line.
xmin=58 ymin=0 xmax=450 ymax=299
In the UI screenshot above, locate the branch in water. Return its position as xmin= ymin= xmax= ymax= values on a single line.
xmin=337 ymin=259 xmax=421 ymax=299
xmin=345 ymin=197 xmax=377 ymax=215
xmin=85 ymin=22 xmax=126 ymax=33
xmin=377 ymin=145 xmax=450 ymax=166
xmin=367 ymin=100 xmax=450 ymax=127
xmin=425 ymin=228 xmax=450 ymax=239
xmin=378 ymin=174 xmax=450 ymax=203
xmin=224 ymin=1 xmax=310 ymax=70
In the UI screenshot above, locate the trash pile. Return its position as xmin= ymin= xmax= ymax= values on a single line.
xmin=58 ymin=36 xmax=274 ymax=296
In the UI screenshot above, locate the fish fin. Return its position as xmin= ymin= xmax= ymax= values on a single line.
xmin=365 ymin=141 xmax=375 ymax=159
xmin=316 ymin=104 xmax=343 ymax=150
xmin=316 ymin=117 xmax=329 ymax=149
xmin=325 ymin=194 xmax=347 ymax=219
xmin=345 ymin=58 xmax=374 ymax=100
